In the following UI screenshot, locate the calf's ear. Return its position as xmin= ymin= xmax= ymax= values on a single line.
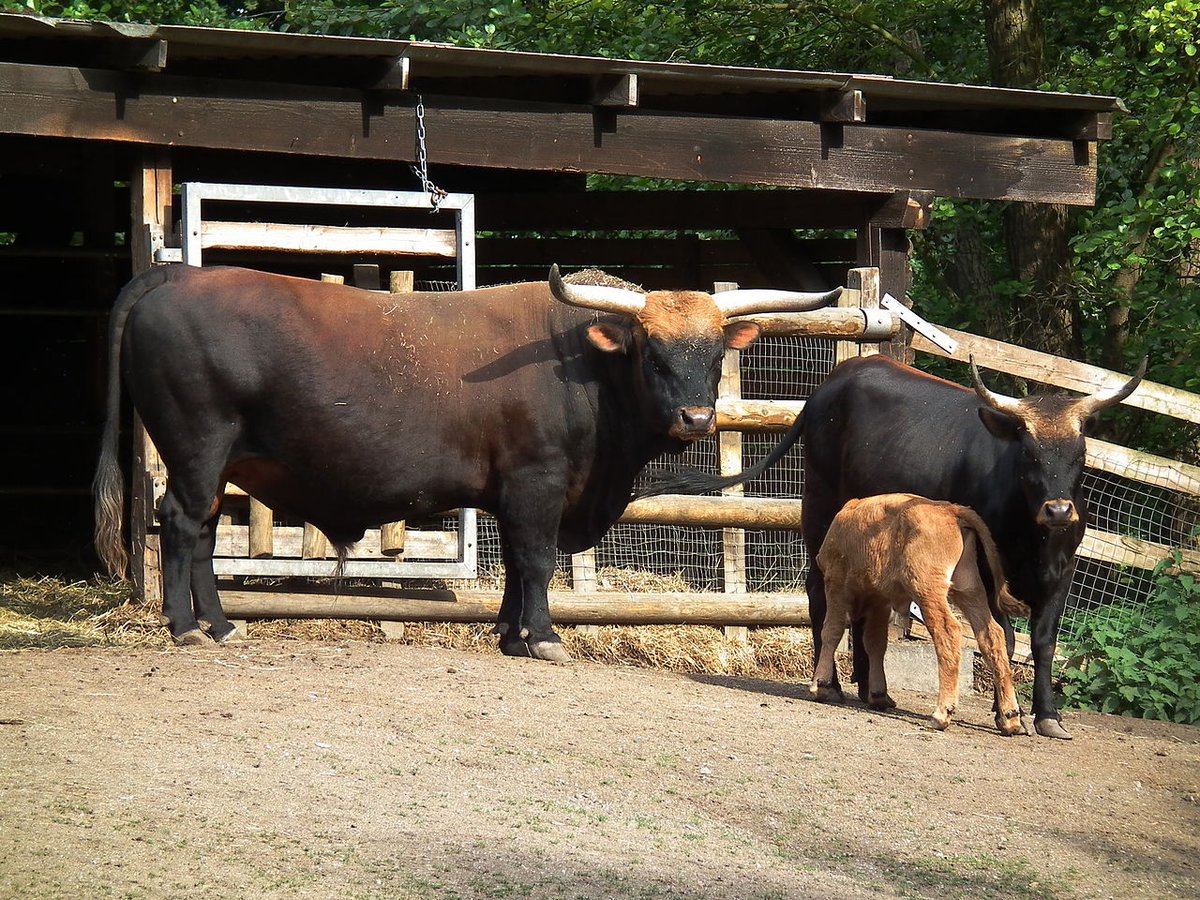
xmin=723 ymin=321 xmax=761 ymax=350
xmin=977 ymin=407 xmax=1025 ymax=441
xmin=586 ymin=322 xmax=630 ymax=354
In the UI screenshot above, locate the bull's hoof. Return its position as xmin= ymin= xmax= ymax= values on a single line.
xmin=868 ymin=691 xmax=897 ymax=711
xmin=498 ymin=634 xmax=532 ymax=658
xmin=1035 ymin=717 xmax=1073 ymax=740
xmin=528 ymin=640 xmax=572 ymax=663
xmin=214 ymin=625 xmax=246 ymax=644
xmin=810 ymin=680 xmax=844 ymax=704
xmin=174 ymin=628 xmax=215 ymax=647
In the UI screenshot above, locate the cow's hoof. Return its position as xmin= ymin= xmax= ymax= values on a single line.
xmin=498 ymin=634 xmax=532 ymax=658
xmin=174 ymin=628 xmax=215 ymax=647
xmin=868 ymin=691 xmax=897 ymax=711
xmin=528 ymin=640 xmax=572 ymax=663
xmin=1035 ymin=717 xmax=1073 ymax=740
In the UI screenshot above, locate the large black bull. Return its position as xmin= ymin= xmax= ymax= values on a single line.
xmin=641 ymin=354 xmax=1145 ymax=739
xmin=94 ymin=264 xmax=838 ymax=659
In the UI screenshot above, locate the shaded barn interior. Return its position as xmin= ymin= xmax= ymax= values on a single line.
xmin=0 ymin=13 xmax=1119 ymax=571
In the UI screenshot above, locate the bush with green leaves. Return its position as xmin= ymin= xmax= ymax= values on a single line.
xmin=1059 ymin=551 xmax=1200 ymax=724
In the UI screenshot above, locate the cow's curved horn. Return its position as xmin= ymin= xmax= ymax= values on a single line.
xmin=1075 ymin=356 xmax=1148 ymax=418
xmin=969 ymin=355 xmax=1024 ymax=416
xmin=549 ymin=264 xmax=645 ymax=317
xmin=714 ymin=286 xmax=843 ymax=319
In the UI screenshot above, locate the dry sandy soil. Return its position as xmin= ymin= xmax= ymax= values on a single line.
xmin=0 ymin=638 xmax=1197 ymax=900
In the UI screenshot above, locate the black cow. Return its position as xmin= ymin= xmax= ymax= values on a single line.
xmin=93 ymin=264 xmax=839 ymax=658
xmin=640 ymin=354 xmax=1145 ymax=738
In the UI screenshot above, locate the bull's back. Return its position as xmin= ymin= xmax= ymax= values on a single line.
xmin=802 ymin=357 xmax=1008 ymax=532
xmin=120 ymin=266 xmax=579 ymax=526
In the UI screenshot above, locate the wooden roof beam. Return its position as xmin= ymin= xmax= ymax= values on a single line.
xmin=0 ymin=61 xmax=1101 ymax=206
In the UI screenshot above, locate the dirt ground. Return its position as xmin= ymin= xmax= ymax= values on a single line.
xmin=0 ymin=638 xmax=1197 ymax=900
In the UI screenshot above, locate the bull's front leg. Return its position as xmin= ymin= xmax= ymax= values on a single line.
xmin=493 ymin=479 xmax=571 ymax=664
xmin=1028 ymin=586 xmax=1072 ymax=740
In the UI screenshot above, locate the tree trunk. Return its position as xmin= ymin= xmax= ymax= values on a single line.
xmin=983 ymin=0 xmax=1080 ymax=357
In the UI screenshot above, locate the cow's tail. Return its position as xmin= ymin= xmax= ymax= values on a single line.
xmin=93 ymin=267 xmax=173 ymax=578
xmin=959 ymin=507 xmax=1030 ymax=619
xmin=634 ymin=407 xmax=806 ymax=499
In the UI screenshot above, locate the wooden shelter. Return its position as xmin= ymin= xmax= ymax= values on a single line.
xmin=0 ymin=13 xmax=1123 ymax=590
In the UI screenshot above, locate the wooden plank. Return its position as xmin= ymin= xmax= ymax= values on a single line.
xmin=0 ymin=62 xmax=1100 ymax=204
xmin=715 ymin=279 xmax=748 ymax=601
xmin=219 ymin=587 xmax=812 ymax=626
xmin=591 ymin=74 xmax=638 ymax=108
xmin=200 ymin=221 xmax=457 ymax=256
xmin=215 ymin=524 xmax=459 ymax=561
xmin=301 ymin=523 xmax=328 ymax=560
xmin=1078 ymin=528 xmax=1200 ymax=573
xmin=476 ymin=191 xmax=941 ymax=231
xmin=911 ymin=327 xmax=1200 ymax=425
xmin=248 ymin=498 xmax=274 ymax=558
xmin=716 ymin=398 xmax=804 ymax=431
xmin=1086 ymin=438 xmax=1200 ymax=497
xmin=621 ymin=495 xmax=801 ymax=530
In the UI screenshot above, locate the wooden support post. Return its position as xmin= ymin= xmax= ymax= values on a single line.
xmin=129 ymin=150 xmax=173 ymax=606
xmin=301 ymin=524 xmax=328 ymax=560
xmin=846 ymin=267 xmax=882 ymax=360
xmin=320 ymin=272 xmax=345 ymax=285
xmin=380 ymin=269 xmax=413 ymax=556
xmin=715 ymin=281 xmax=749 ymax=645
xmin=858 ymin=212 xmax=915 ymax=362
xmin=248 ymin=498 xmax=274 ymax=558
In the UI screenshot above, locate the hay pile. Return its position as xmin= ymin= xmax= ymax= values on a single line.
xmin=0 ymin=572 xmax=168 ymax=651
xmin=0 ymin=570 xmax=845 ymax=685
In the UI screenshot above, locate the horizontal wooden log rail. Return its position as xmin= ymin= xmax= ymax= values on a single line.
xmin=620 ymin=495 xmax=802 ymax=529
xmin=219 ymin=587 xmax=812 ymax=626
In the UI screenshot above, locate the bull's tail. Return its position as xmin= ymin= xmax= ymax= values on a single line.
xmin=93 ymin=267 xmax=173 ymax=578
xmin=634 ymin=407 xmax=806 ymax=499
xmin=957 ymin=507 xmax=1030 ymax=618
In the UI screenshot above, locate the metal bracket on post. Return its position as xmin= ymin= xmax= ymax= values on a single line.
xmin=880 ymin=294 xmax=958 ymax=354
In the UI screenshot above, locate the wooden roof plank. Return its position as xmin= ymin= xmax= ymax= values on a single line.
xmin=0 ymin=61 xmax=1101 ymax=205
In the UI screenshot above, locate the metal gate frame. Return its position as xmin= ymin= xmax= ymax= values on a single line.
xmin=157 ymin=182 xmax=478 ymax=580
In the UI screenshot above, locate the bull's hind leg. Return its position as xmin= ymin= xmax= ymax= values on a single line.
xmin=157 ymin=485 xmax=216 ymax=646
xmin=190 ymin=508 xmax=241 ymax=643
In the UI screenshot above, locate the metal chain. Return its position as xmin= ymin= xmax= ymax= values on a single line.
xmin=411 ymin=95 xmax=448 ymax=212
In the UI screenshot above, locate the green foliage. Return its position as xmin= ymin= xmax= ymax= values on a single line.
xmin=1059 ymin=551 xmax=1200 ymax=724
xmin=0 ymin=0 xmax=264 ymax=27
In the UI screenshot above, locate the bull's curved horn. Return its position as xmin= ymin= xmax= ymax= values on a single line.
xmin=969 ymin=355 xmax=1024 ymax=416
xmin=714 ymin=286 xmax=843 ymax=319
xmin=1074 ymin=356 xmax=1148 ymax=418
xmin=549 ymin=264 xmax=645 ymax=317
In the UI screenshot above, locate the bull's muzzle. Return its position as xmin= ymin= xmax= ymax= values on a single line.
xmin=670 ymin=406 xmax=716 ymax=439
xmin=1037 ymin=499 xmax=1079 ymax=528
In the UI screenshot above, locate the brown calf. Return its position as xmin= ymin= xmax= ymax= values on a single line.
xmin=812 ymin=493 xmax=1031 ymax=735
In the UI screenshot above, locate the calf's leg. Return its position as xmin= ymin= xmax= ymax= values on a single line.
xmin=959 ymin=597 xmax=1028 ymax=736
xmin=862 ymin=605 xmax=895 ymax=710
xmin=914 ymin=588 xmax=962 ymax=730
xmin=811 ymin=581 xmax=849 ymax=703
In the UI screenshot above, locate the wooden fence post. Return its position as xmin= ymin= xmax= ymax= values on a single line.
xmin=715 ymin=280 xmax=749 ymax=645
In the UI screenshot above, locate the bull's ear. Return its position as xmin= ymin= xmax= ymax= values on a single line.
xmin=724 ymin=321 xmax=761 ymax=350
xmin=586 ymin=322 xmax=630 ymax=354
xmin=978 ymin=407 xmax=1024 ymax=441
xmin=1080 ymin=413 xmax=1100 ymax=436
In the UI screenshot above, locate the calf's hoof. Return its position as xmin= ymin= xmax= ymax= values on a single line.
xmin=930 ymin=711 xmax=952 ymax=731
xmin=1035 ymin=717 xmax=1073 ymax=740
xmin=173 ymin=628 xmax=215 ymax=647
xmin=810 ymin=681 xmax=845 ymax=704
xmin=868 ymin=691 xmax=897 ymax=711
xmin=996 ymin=709 xmax=1030 ymax=736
